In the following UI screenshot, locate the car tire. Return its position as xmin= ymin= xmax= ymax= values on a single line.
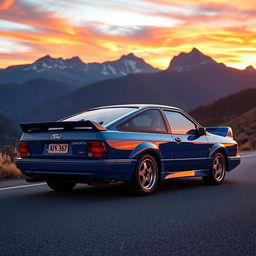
xmin=203 ymin=152 xmax=226 ymax=185
xmin=128 ymin=154 xmax=159 ymax=195
xmin=46 ymin=181 xmax=76 ymax=191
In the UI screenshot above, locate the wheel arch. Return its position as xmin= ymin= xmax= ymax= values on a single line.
xmin=142 ymin=151 xmax=162 ymax=174
xmin=129 ymin=142 xmax=163 ymax=174
xmin=209 ymin=144 xmax=228 ymax=170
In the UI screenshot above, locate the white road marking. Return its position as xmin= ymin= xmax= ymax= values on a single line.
xmin=240 ymin=153 xmax=256 ymax=158
xmin=0 ymin=153 xmax=255 ymax=191
xmin=0 ymin=183 xmax=46 ymax=191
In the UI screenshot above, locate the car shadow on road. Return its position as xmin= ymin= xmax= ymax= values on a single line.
xmin=20 ymin=177 xmax=232 ymax=202
xmin=13 ymin=171 xmax=243 ymax=205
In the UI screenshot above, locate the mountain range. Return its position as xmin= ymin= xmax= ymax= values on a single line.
xmin=0 ymin=53 xmax=159 ymax=86
xmin=0 ymin=48 xmax=256 ymax=148
xmin=24 ymin=48 xmax=256 ymax=122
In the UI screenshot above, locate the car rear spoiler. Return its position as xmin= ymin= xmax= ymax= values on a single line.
xmin=205 ymin=126 xmax=233 ymax=138
xmin=20 ymin=120 xmax=107 ymax=133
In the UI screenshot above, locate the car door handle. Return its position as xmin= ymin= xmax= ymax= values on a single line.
xmin=175 ymin=137 xmax=182 ymax=143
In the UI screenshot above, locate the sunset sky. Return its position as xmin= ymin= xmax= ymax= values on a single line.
xmin=0 ymin=0 xmax=255 ymax=69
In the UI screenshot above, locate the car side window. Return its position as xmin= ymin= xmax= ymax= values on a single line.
xmin=119 ymin=109 xmax=167 ymax=133
xmin=164 ymin=111 xmax=196 ymax=135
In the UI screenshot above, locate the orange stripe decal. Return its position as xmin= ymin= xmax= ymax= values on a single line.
xmin=165 ymin=171 xmax=196 ymax=179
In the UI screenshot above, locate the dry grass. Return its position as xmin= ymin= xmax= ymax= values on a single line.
xmin=239 ymin=144 xmax=253 ymax=151
xmin=0 ymin=153 xmax=23 ymax=180
xmin=0 ymin=163 xmax=23 ymax=180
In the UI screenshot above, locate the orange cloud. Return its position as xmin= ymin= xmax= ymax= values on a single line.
xmin=0 ymin=1 xmax=75 ymax=34
xmin=0 ymin=0 xmax=255 ymax=70
xmin=0 ymin=0 xmax=13 ymax=10
xmin=145 ymin=0 xmax=256 ymax=9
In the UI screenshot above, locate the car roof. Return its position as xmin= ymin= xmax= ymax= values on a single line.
xmin=89 ymin=104 xmax=202 ymax=129
xmin=90 ymin=104 xmax=181 ymax=111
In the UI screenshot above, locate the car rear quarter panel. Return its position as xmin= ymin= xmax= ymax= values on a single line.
xmin=206 ymin=132 xmax=240 ymax=171
xmin=206 ymin=132 xmax=238 ymax=156
xmin=98 ymin=130 xmax=174 ymax=171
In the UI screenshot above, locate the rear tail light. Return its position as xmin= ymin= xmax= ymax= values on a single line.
xmin=236 ymin=144 xmax=239 ymax=155
xmin=88 ymin=141 xmax=106 ymax=157
xmin=19 ymin=142 xmax=30 ymax=157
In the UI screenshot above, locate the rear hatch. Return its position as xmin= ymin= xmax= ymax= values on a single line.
xmin=20 ymin=121 xmax=106 ymax=159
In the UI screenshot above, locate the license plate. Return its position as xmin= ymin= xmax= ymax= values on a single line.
xmin=48 ymin=144 xmax=69 ymax=154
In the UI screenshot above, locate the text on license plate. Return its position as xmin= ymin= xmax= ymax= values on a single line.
xmin=48 ymin=144 xmax=69 ymax=154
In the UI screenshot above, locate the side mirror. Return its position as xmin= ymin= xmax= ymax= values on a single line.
xmin=198 ymin=127 xmax=206 ymax=136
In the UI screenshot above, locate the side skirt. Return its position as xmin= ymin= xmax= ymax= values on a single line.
xmin=162 ymin=169 xmax=209 ymax=180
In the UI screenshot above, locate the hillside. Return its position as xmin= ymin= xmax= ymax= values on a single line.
xmin=226 ymin=108 xmax=256 ymax=149
xmin=190 ymin=88 xmax=256 ymax=149
xmin=190 ymin=88 xmax=256 ymax=126
xmin=0 ymin=115 xmax=19 ymax=147
xmin=24 ymin=70 xmax=222 ymax=122
xmin=0 ymin=79 xmax=77 ymax=123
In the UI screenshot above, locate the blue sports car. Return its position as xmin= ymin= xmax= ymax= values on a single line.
xmin=16 ymin=104 xmax=240 ymax=195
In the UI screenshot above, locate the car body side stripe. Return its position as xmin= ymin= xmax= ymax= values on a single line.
xmin=165 ymin=171 xmax=196 ymax=179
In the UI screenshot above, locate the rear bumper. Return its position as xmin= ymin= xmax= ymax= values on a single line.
xmin=227 ymin=155 xmax=241 ymax=171
xmin=16 ymin=158 xmax=136 ymax=182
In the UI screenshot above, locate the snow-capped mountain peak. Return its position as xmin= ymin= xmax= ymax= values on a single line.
xmin=244 ymin=65 xmax=256 ymax=72
xmin=36 ymin=55 xmax=52 ymax=62
xmin=112 ymin=52 xmax=158 ymax=74
xmin=16 ymin=53 xmax=158 ymax=85
xmin=119 ymin=52 xmax=139 ymax=61
xmin=167 ymin=48 xmax=216 ymax=72
xmin=65 ymin=56 xmax=84 ymax=66
xmin=25 ymin=55 xmax=68 ymax=71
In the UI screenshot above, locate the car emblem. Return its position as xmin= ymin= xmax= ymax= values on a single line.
xmin=51 ymin=134 xmax=62 ymax=140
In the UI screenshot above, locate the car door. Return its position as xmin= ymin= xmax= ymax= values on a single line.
xmin=163 ymin=110 xmax=209 ymax=171
xmin=118 ymin=109 xmax=175 ymax=173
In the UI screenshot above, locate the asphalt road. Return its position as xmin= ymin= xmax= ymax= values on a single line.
xmin=0 ymin=152 xmax=256 ymax=256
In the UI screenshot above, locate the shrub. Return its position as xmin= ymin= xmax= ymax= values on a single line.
xmin=0 ymin=146 xmax=23 ymax=180
xmin=0 ymin=163 xmax=23 ymax=180
xmin=239 ymin=143 xmax=253 ymax=151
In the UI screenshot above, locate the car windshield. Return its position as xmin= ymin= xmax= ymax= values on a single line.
xmin=63 ymin=107 xmax=137 ymax=126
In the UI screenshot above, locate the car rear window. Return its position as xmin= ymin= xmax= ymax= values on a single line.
xmin=63 ymin=107 xmax=137 ymax=126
